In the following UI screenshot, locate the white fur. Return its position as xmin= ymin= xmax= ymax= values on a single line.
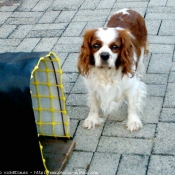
xmin=82 ymin=66 xmax=147 ymax=131
xmin=116 ymin=27 xmax=124 ymax=31
xmin=136 ymin=47 xmax=145 ymax=78
xmin=115 ymin=8 xmax=129 ymax=15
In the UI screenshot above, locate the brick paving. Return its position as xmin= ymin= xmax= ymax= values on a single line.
xmin=0 ymin=0 xmax=175 ymax=174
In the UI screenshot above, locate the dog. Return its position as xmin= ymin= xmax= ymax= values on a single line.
xmin=77 ymin=8 xmax=148 ymax=132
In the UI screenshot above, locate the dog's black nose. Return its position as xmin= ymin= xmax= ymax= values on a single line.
xmin=100 ymin=52 xmax=110 ymax=61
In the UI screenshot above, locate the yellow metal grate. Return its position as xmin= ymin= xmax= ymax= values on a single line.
xmin=30 ymin=52 xmax=70 ymax=138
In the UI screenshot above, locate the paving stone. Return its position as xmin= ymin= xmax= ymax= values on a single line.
xmin=164 ymin=83 xmax=175 ymax=107
xmin=145 ymin=53 xmax=151 ymax=72
xmin=148 ymin=35 xmax=175 ymax=44
xmin=54 ymin=11 xmax=77 ymax=23
xmin=148 ymin=0 xmax=167 ymax=6
xmin=67 ymin=106 xmax=89 ymax=120
xmin=70 ymin=119 xmax=79 ymax=137
xmin=147 ymin=84 xmax=166 ymax=97
xmin=38 ymin=11 xmax=60 ymax=24
xmin=83 ymin=21 xmax=105 ymax=31
xmin=51 ymin=0 xmax=84 ymax=11
xmin=62 ymin=22 xmax=87 ymax=37
xmin=15 ymin=38 xmax=40 ymax=52
xmin=88 ymin=152 xmax=120 ymax=175
xmin=65 ymin=151 xmax=93 ymax=169
xmin=103 ymin=121 xmax=156 ymax=139
xmin=11 ymin=11 xmax=43 ymax=18
xmin=147 ymin=6 xmax=175 ymax=14
xmin=80 ymin=0 xmax=100 ymax=10
xmin=145 ymin=20 xmax=161 ymax=35
xmin=26 ymin=23 xmax=67 ymax=38
xmin=113 ymin=2 xmax=148 ymax=8
xmin=62 ymin=73 xmax=79 ymax=84
xmin=62 ymin=53 xmax=79 ymax=73
xmin=117 ymin=155 xmax=149 ymax=175
xmin=0 ymin=24 xmax=16 ymax=38
xmin=160 ymin=108 xmax=175 ymax=122
xmin=148 ymin=155 xmax=175 ymax=175
xmin=57 ymin=36 xmax=82 ymax=44
xmin=167 ymin=0 xmax=175 ymax=6
xmin=143 ymin=96 xmax=163 ymax=123
xmin=149 ymin=44 xmax=174 ymax=54
xmin=0 ymin=46 xmax=15 ymax=52
xmin=66 ymin=94 xmax=87 ymax=106
xmin=52 ymin=44 xmax=80 ymax=53
xmin=77 ymin=9 xmax=109 ymax=16
xmin=73 ymin=9 xmax=110 ymax=22
xmin=107 ymin=96 xmax=163 ymax=124
xmin=9 ymin=25 xmax=33 ymax=39
xmin=0 ymin=38 xmax=21 ymax=47
xmin=75 ymin=121 xmax=104 ymax=138
xmin=73 ymin=121 xmax=104 ymax=152
xmin=32 ymin=23 xmax=68 ymax=30
xmin=106 ymin=102 xmax=128 ymax=121
xmin=0 ymin=12 xmax=12 ymax=24
xmin=73 ymin=14 xmax=107 ymax=23
xmin=55 ymin=52 xmax=68 ymax=67
xmin=96 ymin=0 xmax=116 ymax=9
xmin=53 ymin=36 xmax=82 ymax=52
xmin=97 ymin=136 xmax=153 ymax=155
xmin=147 ymin=54 xmax=172 ymax=73
xmin=16 ymin=0 xmax=40 ymax=11
xmin=0 ymin=3 xmax=21 ymax=12
xmin=171 ymin=62 xmax=175 ymax=71
xmin=71 ymin=76 xmax=87 ymax=94
xmin=63 ymin=83 xmax=74 ymax=94
xmin=62 ymin=72 xmax=79 ymax=94
xmin=27 ymin=29 xmax=63 ymax=38
xmin=0 ymin=39 xmax=18 ymax=52
xmin=31 ymin=0 xmax=53 ymax=12
xmin=168 ymin=72 xmax=175 ymax=83
xmin=147 ymin=6 xmax=175 ymax=13
xmin=144 ymin=74 xmax=168 ymax=85
xmin=146 ymin=13 xmax=175 ymax=19
xmin=153 ymin=122 xmax=175 ymax=155
xmin=33 ymin=37 xmax=58 ymax=52
xmin=5 ymin=17 xmax=39 ymax=25
xmin=159 ymin=20 xmax=175 ymax=35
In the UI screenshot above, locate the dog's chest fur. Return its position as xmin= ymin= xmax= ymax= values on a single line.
xmin=84 ymin=67 xmax=131 ymax=114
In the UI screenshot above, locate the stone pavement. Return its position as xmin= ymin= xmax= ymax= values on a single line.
xmin=0 ymin=0 xmax=175 ymax=174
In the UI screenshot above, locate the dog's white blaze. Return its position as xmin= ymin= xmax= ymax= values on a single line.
xmin=96 ymin=28 xmax=117 ymax=44
xmin=115 ymin=8 xmax=129 ymax=15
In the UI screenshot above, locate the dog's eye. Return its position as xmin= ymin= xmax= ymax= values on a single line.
xmin=111 ymin=45 xmax=118 ymax=50
xmin=93 ymin=44 xmax=100 ymax=49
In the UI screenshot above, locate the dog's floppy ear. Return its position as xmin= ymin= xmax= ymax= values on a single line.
xmin=116 ymin=29 xmax=135 ymax=76
xmin=77 ymin=29 xmax=96 ymax=76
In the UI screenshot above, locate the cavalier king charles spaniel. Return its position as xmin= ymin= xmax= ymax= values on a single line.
xmin=77 ymin=8 xmax=148 ymax=132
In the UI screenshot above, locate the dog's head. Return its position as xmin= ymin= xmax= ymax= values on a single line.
xmin=77 ymin=27 xmax=135 ymax=76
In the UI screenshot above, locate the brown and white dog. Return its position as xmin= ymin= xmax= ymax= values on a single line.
xmin=77 ymin=9 xmax=148 ymax=132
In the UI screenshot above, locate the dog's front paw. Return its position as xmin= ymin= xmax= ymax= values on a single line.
xmin=126 ymin=118 xmax=143 ymax=132
xmin=82 ymin=116 xmax=104 ymax=129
